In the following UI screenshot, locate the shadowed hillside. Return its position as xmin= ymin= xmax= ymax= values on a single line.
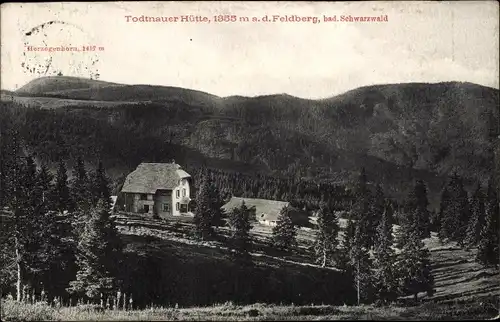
xmin=1 ymin=77 xmax=498 ymax=209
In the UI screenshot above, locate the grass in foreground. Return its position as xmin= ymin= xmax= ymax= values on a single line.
xmin=2 ymin=299 xmax=498 ymax=321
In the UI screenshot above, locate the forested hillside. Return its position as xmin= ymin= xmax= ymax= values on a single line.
xmin=1 ymin=77 xmax=498 ymax=210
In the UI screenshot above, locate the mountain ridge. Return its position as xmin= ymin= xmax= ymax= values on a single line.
xmin=2 ymin=76 xmax=498 ymax=209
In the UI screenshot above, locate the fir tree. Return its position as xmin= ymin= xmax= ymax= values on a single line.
xmin=396 ymin=230 xmax=434 ymax=303
xmin=71 ymin=155 xmax=91 ymax=210
xmin=371 ymin=184 xmax=385 ymax=229
xmin=464 ymin=183 xmax=486 ymax=248
xmin=350 ymin=223 xmax=375 ymax=305
xmin=338 ymin=217 xmax=356 ymax=271
xmin=476 ymin=177 xmax=499 ymax=267
xmin=399 ymin=180 xmax=431 ymax=245
xmin=68 ymin=200 xmax=123 ymax=302
xmin=36 ymin=163 xmax=53 ymax=208
xmin=193 ymin=177 xmax=214 ymax=240
xmin=208 ymin=183 xmax=225 ymax=228
xmin=6 ymin=156 xmax=43 ymax=301
xmin=437 ymin=186 xmax=450 ymax=242
xmin=439 ymin=174 xmax=469 ymax=244
xmin=90 ymin=161 xmax=112 ymax=210
xmin=227 ymin=201 xmax=253 ymax=264
xmin=373 ymin=203 xmax=398 ymax=304
xmin=51 ymin=159 xmax=73 ymax=213
xmin=271 ymin=206 xmax=297 ymax=251
xmin=352 ymin=168 xmax=375 ymax=249
xmin=313 ymin=205 xmax=340 ymax=267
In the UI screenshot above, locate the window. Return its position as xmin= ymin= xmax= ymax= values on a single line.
xmin=176 ymin=202 xmax=180 ymax=211
xmin=182 ymin=188 xmax=186 ymax=197
xmin=143 ymin=205 xmax=150 ymax=213
xmin=162 ymin=203 xmax=170 ymax=212
xmin=176 ymin=190 xmax=180 ymax=198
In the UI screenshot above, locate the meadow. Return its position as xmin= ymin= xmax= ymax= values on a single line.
xmin=2 ymin=214 xmax=498 ymax=321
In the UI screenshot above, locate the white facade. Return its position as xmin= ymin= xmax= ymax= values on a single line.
xmin=171 ymin=178 xmax=191 ymax=216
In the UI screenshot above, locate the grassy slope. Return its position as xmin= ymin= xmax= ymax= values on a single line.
xmin=116 ymin=215 xmax=499 ymax=306
xmin=1 ymin=215 xmax=498 ymax=321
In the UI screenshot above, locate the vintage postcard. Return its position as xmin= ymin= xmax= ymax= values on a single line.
xmin=1 ymin=1 xmax=499 ymax=321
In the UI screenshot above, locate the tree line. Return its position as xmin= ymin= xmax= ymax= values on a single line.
xmin=188 ymin=166 xmax=356 ymax=212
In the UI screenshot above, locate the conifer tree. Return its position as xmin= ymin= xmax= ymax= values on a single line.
xmin=68 ymin=200 xmax=123 ymax=302
xmin=464 ymin=183 xmax=486 ymax=248
xmin=193 ymin=177 xmax=214 ymax=240
xmin=373 ymin=203 xmax=398 ymax=304
xmin=437 ymin=186 xmax=450 ymax=241
xmin=350 ymin=223 xmax=375 ymax=305
xmin=352 ymin=168 xmax=375 ymax=249
xmin=36 ymin=163 xmax=53 ymax=207
xmin=33 ymin=163 xmax=77 ymax=300
xmin=439 ymin=174 xmax=469 ymax=244
xmin=476 ymin=177 xmax=499 ymax=267
xmin=271 ymin=206 xmax=297 ymax=251
xmin=313 ymin=205 xmax=340 ymax=267
xmin=7 ymin=156 xmax=42 ymax=301
xmin=371 ymin=184 xmax=385 ymax=229
xmin=227 ymin=201 xmax=253 ymax=264
xmin=51 ymin=159 xmax=73 ymax=213
xmin=207 ymin=180 xmax=225 ymax=228
xmin=90 ymin=161 xmax=112 ymax=210
xmin=338 ymin=217 xmax=356 ymax=271
xmin=399 ymin=179 xmax=431 ymax=246
xmin=71 ymin=155 xmax=91 ymax=210
xmin=396 ymin=230 xmax=434 ymax=303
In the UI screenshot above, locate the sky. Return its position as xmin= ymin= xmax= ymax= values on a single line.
xmin=1 ymin=1 xmax=499 ymax=99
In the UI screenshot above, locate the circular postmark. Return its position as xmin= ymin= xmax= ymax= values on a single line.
xmin=22 ymin=21 xmax=102 ymax=80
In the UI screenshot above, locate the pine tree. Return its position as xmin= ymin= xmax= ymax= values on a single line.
xmin=36 ymin=163 xmax=53 ymax=208
xmin=437 ymin=186 xmax=450 ymax=241
xmin=396 ymin=230 xmax=434 ymax=303
xmin=313 ymin=205 xmax=340 ymax=267
xmin=32 ymin=163 xmax=77 ymax=300
xmin=68 ymin=200 xmax=123 ymax=302
xmin=373 ymin=203 xmax=398 ymax=304
xmin=51 ymin=159 xmax=73 ymax=213
xmin=464 ymin=183 xmax=486 ymax=248
xmin=371 ymin=184 xmax=385 ymax=229
xmin=439 ymin=174 xmax=469 ymax=244
xmin=208 ymin=183 xmax=225 ymax=228
xmin=338 ymin=218 xmax=356 ymax=271
xmin=193 ymin=177 xmax=214 ymax=240
xmin=271 ymin=206 xmax=297 ymax=251
xmin=71 ymin=155 xmax=91 ymax=210
xmin=7 ymin=156 xmax=43 ymax=301
xmin=90 ymin=161 xmax=112 ymax=210
xmin=350 ymin=223 xmax=375 ymax=305
xmin=476 ymin=177 xmax=499 ymax=267
xmin=227 ymin=201 xmax=253 ymax=264
xmin=400 ymin=180 xmax=431 ymax=245
xmin=352 ymin=168 xmax=375 ymax=249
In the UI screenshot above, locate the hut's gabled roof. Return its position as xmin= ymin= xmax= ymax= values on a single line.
xmin=121 ymin=163 xmax=190 ymax=194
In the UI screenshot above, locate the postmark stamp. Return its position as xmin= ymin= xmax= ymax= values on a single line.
xmin=21 ymin=20 xmax=102 ymax=80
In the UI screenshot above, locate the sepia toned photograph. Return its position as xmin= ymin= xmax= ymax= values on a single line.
xmin=0 ymin=1 xmax=499 ymax=320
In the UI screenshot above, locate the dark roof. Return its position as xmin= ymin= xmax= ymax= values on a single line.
xmin=121 ymin=163 xmax=190 ymax=194
xmin=221 ymin=197 xmax=290 ymax=222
